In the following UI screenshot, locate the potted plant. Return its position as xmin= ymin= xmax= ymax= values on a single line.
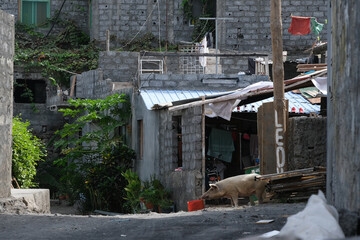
xmin=141 ymin=176 xmax=174 ymax=213
xmin=122 ymin=169 xmax=142 ymax=213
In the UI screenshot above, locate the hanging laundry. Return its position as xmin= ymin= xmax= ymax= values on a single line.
xmin=199 ymin=36 xmax=208 ymax=67
xmin=288 ymin=16 xmax=311 ymax=35
xmin=207 ymin=128 xmax=235 ymax=163
xmin=310 ymin=18 xmax=324 ymax=35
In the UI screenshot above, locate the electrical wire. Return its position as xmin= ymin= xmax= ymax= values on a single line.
xmin=157 ymin=0 xmax=161 ymax=52
xmin=46 ymin=0 xmax=67 ymax=37
xmin=119 ymin=1 xmax=158 ymax=49
xmin=192 ymin=19 xmax=209 ymax=44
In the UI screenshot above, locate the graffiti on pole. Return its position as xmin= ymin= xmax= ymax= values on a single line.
xmin=275 ymin=109 xmax=285 ymax=173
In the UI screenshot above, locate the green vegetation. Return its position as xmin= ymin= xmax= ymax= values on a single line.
xmin=123 ymin=170 xmax=173 ymax=213
xmin=12 ymin=116 xmax=47 ymax=188
xmin=181 ymin=0 xmax=216 ymax=42
xmin=52 ymin=93 xmax=135 ymax=212
xmin=122 ymin=169 xmax=143 ymax=213
xmin=15 ymin=20 xmax=99 ymax=87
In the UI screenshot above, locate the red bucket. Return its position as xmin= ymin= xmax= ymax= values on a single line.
xmin=187 ymin=199 xmax=204 ymax=212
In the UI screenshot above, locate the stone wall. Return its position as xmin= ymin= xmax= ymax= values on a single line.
xmin=0 ymin=9 xmax=14 ymax=198
xmin=91 ymin=0 xmax=193 ymax=46
xmin=327 ymin=0 xmax=360 ymax=214
xmin=287 ymin=117 xmax=326 ymax=170
xmin=218 ymin=0 xmax=328 ymax=54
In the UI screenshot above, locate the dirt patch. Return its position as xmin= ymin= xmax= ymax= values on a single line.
xmin=1 ymin=202 xmax=307 ymax=239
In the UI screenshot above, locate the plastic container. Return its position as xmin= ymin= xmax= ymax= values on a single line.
xmin=244 ymin=165 xmax=260 ymax=174
xmin=187 ymin=199 xmax=204 ymax=212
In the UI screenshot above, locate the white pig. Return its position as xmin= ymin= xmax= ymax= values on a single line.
xmin=201 ymin=173 xmax=267 ymax=207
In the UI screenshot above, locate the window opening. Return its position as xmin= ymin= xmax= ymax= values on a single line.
xmin=173 ymin=116 xmax=182 ymax=167
xmin=21 ymin=0 xmax=50 ymax=26
xmin=14 ymin=79 xmax=46 ymax=103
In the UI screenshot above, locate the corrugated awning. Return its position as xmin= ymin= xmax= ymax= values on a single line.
xmin=140 ymin=89 xmax=320 ymax=114
xmin=140 ymin=89 xmax=232 ymax=110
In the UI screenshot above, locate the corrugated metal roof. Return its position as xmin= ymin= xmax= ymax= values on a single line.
xmin=140 ymin=89 xmax=320 ymax=114
xmin=140 ymin=89 xmax=225 ymax=110
xmin=235 ymin=92 xmax=320 ymax=114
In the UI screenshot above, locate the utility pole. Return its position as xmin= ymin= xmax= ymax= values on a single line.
xmin=270 ymin=0 xmax=286 ymax=173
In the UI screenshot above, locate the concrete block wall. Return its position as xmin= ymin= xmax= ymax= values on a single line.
xmin=0 ymin=1 xmax=18 ymax=19
xmin=98 ymin=51 xmax=139 ymax=82
xmin=101 ymin=52 xmax=270 ymax=82
xmin=159 ymin=106 xmax=203 ymax=211
xmin=76 ymin=69 xmax=114 ymax=99
xmin=91 ymin=0 xmax=193 ymax=46
xmin=218 ymin=0 xmax=327 ymax=53
xmin=181 ymin=107 xmax=203 ymax=171
xmin=220 ymin=57 xmax=249 ymax=74
xmin=158 ymin=110 xmax=177 ymax=178
xmin=287 ymin=117 xmax=326 ymax=170
xmin=140 ymin=73 xmax=269 ymax=91
xmin=0 ymin=9 xmax=14 ymax=198
xmin=51 ymin=0 xmax=89 ymax=34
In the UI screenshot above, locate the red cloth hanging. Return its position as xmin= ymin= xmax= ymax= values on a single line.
xmin=288 ymin=16 xmax=311 ymax=35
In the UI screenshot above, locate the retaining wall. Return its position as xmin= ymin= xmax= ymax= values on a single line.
xmin=0 ymin=9 xmax=14 ymax=198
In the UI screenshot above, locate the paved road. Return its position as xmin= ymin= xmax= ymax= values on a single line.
xmin=0 ymin=203 xmax=306 ymax=240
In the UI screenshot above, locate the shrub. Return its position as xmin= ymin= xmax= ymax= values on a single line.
xmin=12 ymin=116 xmax=46 ymax=188
xmin=52 ymin=93 xmax=134 ymax=212
xmin=84 ymin=145 xmax=135 ymax=212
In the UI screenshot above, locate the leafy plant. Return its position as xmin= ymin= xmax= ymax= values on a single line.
xmin=141 ymin=176 xmax=173 ymax=212
xmin=122 ymin=169 xmax=143 ymax=213
xmin=15 ymin=21 xmax=99 ymax=87
xmin=54 ymin=93 xmax=131 ymax=166
xmin=52 ymin=93 xmax=133 ymax=212
xmin=12 ymin=116 xmax=47 ymax=188
xmin=123 ymin=171 xmax=173 ymax=213
xmin=191 ymin=16 xmax=215 ymax=42
xmin=84 ymin=145 xmax=135 ymax=212
xmin=181 ymin=0 xmax=193 ymax=22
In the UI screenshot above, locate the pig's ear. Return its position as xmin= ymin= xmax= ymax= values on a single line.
xmin=209 ymin=184 xmax=218 ymax=189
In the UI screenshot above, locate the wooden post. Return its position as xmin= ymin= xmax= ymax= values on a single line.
xmin=270 ymin=0 xmax=286 ymax=173
xmin=69 ymin=75 xmax=77 ymax=97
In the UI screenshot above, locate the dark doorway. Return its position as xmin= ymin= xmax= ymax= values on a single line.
xmin=14 ymin=79 xmax=46 ymax=103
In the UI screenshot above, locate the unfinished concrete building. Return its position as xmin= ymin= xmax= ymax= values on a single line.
xmin=0 ymin=1 xmax=330 ymax=211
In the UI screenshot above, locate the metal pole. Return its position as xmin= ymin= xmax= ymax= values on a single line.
xmin=215 ymin=18 xmax=218 ymax=74
xmin=199 ymin=17 xmax=232 ymax=75
xmin=201 ymin=96 xmax=206 ymax=194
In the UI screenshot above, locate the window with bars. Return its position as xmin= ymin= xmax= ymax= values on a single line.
xmin=21 ymin=0 xmax=50 ymax=26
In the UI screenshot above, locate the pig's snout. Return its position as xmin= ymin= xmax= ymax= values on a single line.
xmin=201 ymin=193 xmax=209 ymax=200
